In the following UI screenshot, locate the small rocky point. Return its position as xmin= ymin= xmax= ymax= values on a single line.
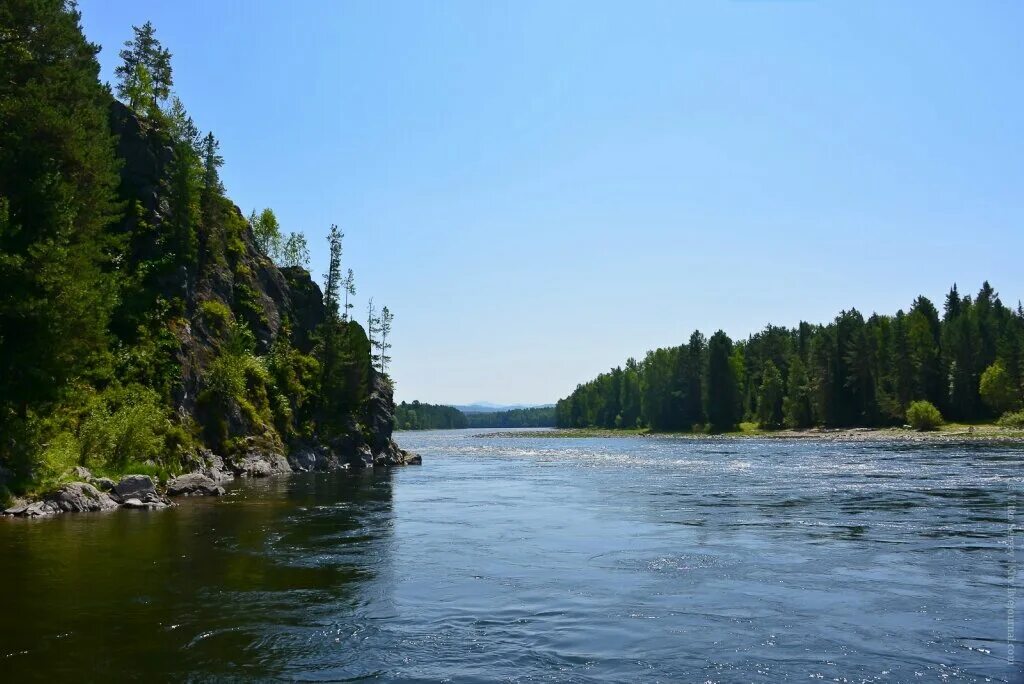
xmin=3 ymin=437 xmax=421 ymax=518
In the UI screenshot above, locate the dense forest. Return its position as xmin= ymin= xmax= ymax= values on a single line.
xmin=396 ymin=402 xmax=469 ymax=430
xmin=465 ymin=406 xmax=555 ymax=429
xmin=395 ymin=403 xmax=555 ymax=430
xmin=0 ymin=2 xmax=404 ymax=501
xmin=557 ymin=283 xmax=1024 ymax=432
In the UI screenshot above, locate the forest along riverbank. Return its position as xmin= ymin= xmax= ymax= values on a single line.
xmin=2 ymin=371 xmax=420 ymax=518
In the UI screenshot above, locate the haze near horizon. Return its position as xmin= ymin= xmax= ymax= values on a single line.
xmin=80 ymin=0 xmax=1024 ymax=405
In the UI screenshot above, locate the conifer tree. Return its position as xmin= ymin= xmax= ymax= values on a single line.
xmin=323 ymin=225 xmax=342 ymax=319
xmin=705 ymin=331 xmax=739 ymax=431
xmin=115 ymin=21 xmax=172 ymax=115
xmin=756 ymin=361 xmax=785 ymax=428
xmin=343 ymin=268 xmax=356 ymax=321
xmin=379 ymin=306 xmax=394 ymax=374
xmin=783 ymin=356 xmax=813 ymax=428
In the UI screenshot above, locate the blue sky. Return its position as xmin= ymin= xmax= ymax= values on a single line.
xmin=79 ymin=1 xmax=1024 ymax=405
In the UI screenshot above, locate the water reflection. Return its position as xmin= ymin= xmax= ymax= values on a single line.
xmin=0 ymin=470 xmax=394 ymax=680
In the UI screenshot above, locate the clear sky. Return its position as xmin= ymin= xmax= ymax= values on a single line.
xmin=79 ymin=1 xmax=1024 ymax=406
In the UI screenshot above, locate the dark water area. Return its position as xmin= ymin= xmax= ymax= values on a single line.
xmin=1 ymin=430 xmax=1022 ymax=682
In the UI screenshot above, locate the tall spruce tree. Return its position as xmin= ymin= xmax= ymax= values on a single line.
xmin=705 ymin=331 xmax=739 ymax=431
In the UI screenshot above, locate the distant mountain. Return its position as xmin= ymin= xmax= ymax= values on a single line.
xmin=454 ymin=402 xmax=554 ymax=414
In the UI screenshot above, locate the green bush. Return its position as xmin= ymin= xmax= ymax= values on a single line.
xmin=36 ymin=431 xmax=81 ymax=489
xmin=998 ymin=410 xmax=1024 ymax=429
xmin=78 ymin=385 xmax=169 ymax=471
xmin=906 ymin=400 xmax=944 ymax=431
xmin=199 ymin=299 xmax=233 ymax=334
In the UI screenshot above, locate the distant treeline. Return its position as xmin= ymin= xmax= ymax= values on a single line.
xmin=396 ymin=402 xmax=468 ymax=430
xmin=465 ymin=406 xmax=555 ymax=428
xmin=396 ymin=403 xmax=555 ymax=430
xmin=556 ymin=282 xmax=1024 ymax=432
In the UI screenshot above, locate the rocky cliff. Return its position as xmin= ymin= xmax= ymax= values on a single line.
xmin=3 ymin=102 xmax=416 ymax=517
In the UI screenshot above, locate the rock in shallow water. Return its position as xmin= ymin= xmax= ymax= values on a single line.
xmin=166 ymin=473 xmax=224 ymax=497
xmin=121 ymin=497 xmax=169 ymax=510
xmin=113 ymin=474 xmax=158 ymax=500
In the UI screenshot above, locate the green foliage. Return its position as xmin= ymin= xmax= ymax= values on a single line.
xmin=465 ymin=406 xmax=556 ymax=429
xmin=756 ymin=361 xmax=785 ymax=429
xmin=906 ymin=400 xmax=943 ymax=431
xmin=78 ymin=385 xmax=168 ymax=471
xmin=0 ymin=10 xmax=387 ymax=492
xmin=0 ymin=0 xmax=122 ymax=475
xmin=397 ymin=402 xmax=469 ymax=430
xmin=115 ymin=21 xmax=172 ymax=115
xmin=558 ymin=282 xmax=1024 ymax=434
xmin=199 ymin=299 xmax=233 ymax=334
xmin=782 ymin=356 xmax=813 ymax=428
xmin=35 ymin=432 xmax=81 ymax=490
xmin=980 ymin=360 xmax=1021 ymax=415
xmin=705 ymin=331 xmax=740 ymax=432
xmin=279 ymin=232 xmax=310 ymax=268
xmin=997 ymin=410 xmax=1024 ymax=429
xmin=249 ymin=207 xmax=281 ymax=257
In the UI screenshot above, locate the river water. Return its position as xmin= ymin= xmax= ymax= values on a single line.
xmin=1 ymin=429 xmax=1022 ymax=682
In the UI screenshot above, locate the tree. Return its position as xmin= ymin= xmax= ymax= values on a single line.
xmin=367 ymin=298 xmax=381 ymax=368
xmin=115 ymin=21 xmax=172 ymax=116
xmin=279 ymin=232 xmax=309 ymax=268
xmin=756 ymin=361 xmax=784 ymax=429
xmin=200 ymin=133 xmax=223 ymax=194
xmin=379 ymin=306 xmax=394 ymax=374
xmin=342 ymin=268 xmax=356 ymax=321
xmin=705 ymin=331 xmax=739 ymax=431
xmin=0 ymin=0 xmax=122 ymax=477
xmin=249 ymin=208 xmax=281 ymax=257
xmin=980 ymin=360 xmax=1021 ymax=415
xmin=783 ymin=356 xmax=813 ymax=428
xmin=323 ymin=225 xmax=342 ymax=319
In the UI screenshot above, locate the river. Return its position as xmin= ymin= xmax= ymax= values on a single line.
xmin=1 ymin=429 xmax=1022 ymax=682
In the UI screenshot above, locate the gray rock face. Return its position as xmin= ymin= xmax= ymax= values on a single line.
xmin=113 ymin=474 xmax=158 ymax=501
xmin=72 ymin=466 xmax=93 ymax=481
xmin=288 ymin=442 xmax=342 ymax=472
xmin=4 ymin=501 xmax=59 ymax=517
xmin=91 ymin=477 xmax=116 ymax=492
xmin=346 ymin=445 xmax=374 ymax=470
xmin=122 ymin=497 xmax=170 ymax=510
xmin=230 ymin=451 xmax=291 ymax=478
xmin=45 ymin=482 xmax=118 ymax=513
xmin=201 ymin=451 xmax=234 ymax=483
xmin=166 ymin=473 xmax=224 ymax=497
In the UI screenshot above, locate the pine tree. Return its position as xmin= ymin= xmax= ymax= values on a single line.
xmin=323 ymin=225 xmax=342 ymax=319
xmin=367 ymin=298 xmax=381 ymax=369
xmin=115 ymin=21 xmax=172 ymax=116
xmin=705 ymin=331 xmax=739 ymax=431
xmin=342 ymin=268 xmax=356 ymax=321
xmin=379 ymin=306 xmax=394 ymax=374
xmin=680 ymin=330 xmax=706 ymax=429
xmin=200 ymin=133 xmax=223 ymax=194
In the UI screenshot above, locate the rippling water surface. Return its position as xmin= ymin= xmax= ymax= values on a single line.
xmin=1 ymin=430 xmax=1022 ymax=682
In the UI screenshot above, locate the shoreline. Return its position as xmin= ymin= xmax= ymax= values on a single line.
xmin=472 ymin=424 xmax=1024 ymax=443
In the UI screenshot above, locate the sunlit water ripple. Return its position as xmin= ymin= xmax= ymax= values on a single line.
xmin=1 ymin=428 xmax=1022 ymax=682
